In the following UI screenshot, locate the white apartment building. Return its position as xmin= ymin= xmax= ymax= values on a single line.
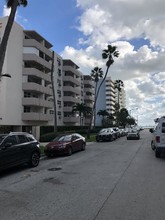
xmin=63 ymin=59 xmax=82 ymax=125
xmin=0 ymin=17 xmax=61 ymax=138
xmin=83 ymin=75 xmax=95 ymax=125
xmin=95 ymin=77 xmax=126 ymax=126
xmin=0 ymin=17 xmax=95 ymax=137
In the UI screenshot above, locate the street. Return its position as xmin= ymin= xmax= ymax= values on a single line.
xmin=1 ymin=129 xmax=165 ymax=220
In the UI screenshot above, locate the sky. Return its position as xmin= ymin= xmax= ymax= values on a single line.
xmin=1 ymin=0 xmax=165 ymax=126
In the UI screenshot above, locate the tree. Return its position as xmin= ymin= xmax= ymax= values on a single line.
xmin=50 ymin=51 xmax=57 ymax=134
xmin=97 ymin=109 xmax=109 ymax=126
xmin=117 ymin=108 xmax=129 ymax=128
xmin=87 ymin=45 xmax=119 ymax=138
xmin=90 ymin=67 xmax=103 ymax=128
xmin=114 ymin=80 xmax=124 ymax=107
xmin=72 ymin=103 xmax=92 ymax=126
xmin=0 ymin=0 xmax=28 ymax=78
xmin=96 ymin=45 xmax=119 ymax=99
xmin=126 ymin=117 xmax=136 ymax=126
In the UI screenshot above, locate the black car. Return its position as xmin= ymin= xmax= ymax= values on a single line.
xmin=0 ymin=132 xmax=41 ymax=172
xmin=96 ymin=128 xmax=116 ymax=142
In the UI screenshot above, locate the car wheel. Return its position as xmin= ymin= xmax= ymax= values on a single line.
xmin=155 ymin=150 xmax=161 ymax=158
xmin=29 ymin=151 xmax=40 ymax=167
xmin=127 ymin=137 xmax=129 ymax=140
xmin=81 ymin=143 xmax=86 ymax=151
xmin=67 ymin=147 xmax=72 ymax=156
xmin=151 ymin=141 xmax=155 ymax=150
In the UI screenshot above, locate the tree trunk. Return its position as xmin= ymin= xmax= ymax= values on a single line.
xmin=87 ymin=66 xmax=110 ymax=139
xmin=51 ymin=51 xmax=57 ymax=134
xmin=0 ymin=0 xmax=18 ymax=77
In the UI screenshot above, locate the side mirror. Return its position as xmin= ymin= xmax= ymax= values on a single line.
xmin=149 ymin=128 xmax=154 ymax=133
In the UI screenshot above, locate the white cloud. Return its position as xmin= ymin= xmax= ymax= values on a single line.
xmin=3 ymin=5 xmax=10 ymax=16
xmin=62 ymin=0 xmax=165 ymax=126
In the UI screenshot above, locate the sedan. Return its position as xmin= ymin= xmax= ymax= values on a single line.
xmin=96 ymin=128 xmax=116 ymax=142
xmin=44 ymin=133 xmax=86 ymax=157
xmin=127 ymin=129 xmax=140 ymax=140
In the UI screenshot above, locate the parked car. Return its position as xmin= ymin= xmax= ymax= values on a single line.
xmin=127 ymin=129 xmax=140 ymax=140
xmin=112 ymin=127 xmax=120 ymax=139
xmin=149 ymin=116 xmax=165 ymax=158
xmin=44 ymin=133 xmax=86 ymax=157
xmin=0 ymin=132 xmax=41 ymax=172
xmin=96 ymin=128 xmax=116 ymax=142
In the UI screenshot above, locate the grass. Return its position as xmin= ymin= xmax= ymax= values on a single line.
xmin=85 ymin=134 xmax=96 ymax=142
xmin=40 ymin=145 xmax=45 ymax=155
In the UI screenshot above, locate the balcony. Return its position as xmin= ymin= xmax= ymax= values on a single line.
xmin=63 ymin=106 xmax=73 ymax=112
xmin=63 ymin=116 xmax=79 ymax=123
xmin=23 ymin=39 xmax=52 ymax=58
xmin=63 ymin=66 xmax=81 ymax=77
xmin=63 ymin=76 xmax=81 ymax=86
xmin=84 ymin=95 xmax=95 ymax=101
xmin=23 ymin=54 xmax=51 ymax=71
xmin=22 ymin=98 xmax=53 ymax=108
xmin=22 ymin=113 xmax=53 ymax=121
xmin=22 ymin=83 xmax=52 ymax=96
xmin=84 ymin=79 xmax=94 ymax=87
xmin=23 ymin=68 xmax=51 ymax=82
xmin=84 ymin=87 xmax=95 ymax=94
xmin=63 ymin=96 xmax=80 ymax=103
xmin=63 ymin=86 xmax=81 ymax=95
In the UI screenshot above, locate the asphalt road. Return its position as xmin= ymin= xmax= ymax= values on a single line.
xmin=0 ymin=130 xmax=165 ymax=220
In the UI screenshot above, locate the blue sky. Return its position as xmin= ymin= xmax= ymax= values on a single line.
xmin=1 ymin=0 xmax=165 ymax=126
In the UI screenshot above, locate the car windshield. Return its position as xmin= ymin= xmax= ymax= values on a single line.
xmin=53 ymin=135 xmax=72 ymax=142
xmin=0 ymin=135 xmax=7 ymax=144
xmin=99 ymin=129 xmax=107 ymax=133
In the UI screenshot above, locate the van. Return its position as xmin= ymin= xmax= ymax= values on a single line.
xmin=150 ymin=116 xmax=165 ymax=158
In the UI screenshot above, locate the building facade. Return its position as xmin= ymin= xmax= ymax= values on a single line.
xmin=95 ymin=77 xmax=126 ymax=126
xmin=0 ymin=17 xmax=95 ymax=138
xmin=0 ymin=17 xmax=126 ymax=137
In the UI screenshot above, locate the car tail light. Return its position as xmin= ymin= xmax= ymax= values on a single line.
xmin=156 ymin=136 xmax=160 ymax=143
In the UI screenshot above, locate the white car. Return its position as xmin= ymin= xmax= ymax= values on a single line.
xmin=150 ymin=116 xmax=165 ymax=158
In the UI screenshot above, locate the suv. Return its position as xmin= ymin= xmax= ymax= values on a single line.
xmin=0 ymin=132 xmax=41 ymax=171
xmin=96 ymin=128 xmax=116 ymax=142
xmin=150 ymin=116 xmax=165 ymax=158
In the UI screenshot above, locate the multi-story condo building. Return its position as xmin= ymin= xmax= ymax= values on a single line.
xmin=114 ymin=82 xmax=126 ymax=109
xmin=0 ymin=17 xmax=60 ymax=138
xmin=95 ymin=77 xmax=126 ymax=126
xmin=0 ymin=17 xmax=125 ymax=137
xmin=83 ymin=75 xmax=95 ymax=125
xmin=62 ymin=59 xmax=82 ymax=125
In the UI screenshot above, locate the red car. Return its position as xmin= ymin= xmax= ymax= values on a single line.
xmin=44 ymin=133 xmax=86 ymax=157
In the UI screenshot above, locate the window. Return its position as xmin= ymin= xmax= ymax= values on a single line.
xmin=24 ymin=106 xmax=31 ymax=112
xmin=162 ymin=122 xmax=165 ymax=133
xmin=18 ymin=135 xmax=28 ymax=143
xmin=3 ymin=136 xmax=17 ymax=145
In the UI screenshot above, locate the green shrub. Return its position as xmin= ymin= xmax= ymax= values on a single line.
xmin=40 ymin=132 xmax=57 ymax=142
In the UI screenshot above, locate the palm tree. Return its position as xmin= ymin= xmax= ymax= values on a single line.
xmin=87 ymin=67 xmax=103 ymax=134
xmin=72 ymin=103 xmax=92 ymax=126
xmin=87 ymin=45 xmax=119 ymax=138
xmin=50 ymin=51 xmax=57 ymax=134
xmin=0 ymin=0 xmax=28 ymax=78
xmin=97 ymin=109 xmax=109 ymax=126
xmin=114 ymin=80 xmax=124 ymax=107
xmin=95 ymin=45 xmax=119 ymax=100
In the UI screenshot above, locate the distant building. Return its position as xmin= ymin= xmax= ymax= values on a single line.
xmin=96 ymin=77 xmax=126 ymax=126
